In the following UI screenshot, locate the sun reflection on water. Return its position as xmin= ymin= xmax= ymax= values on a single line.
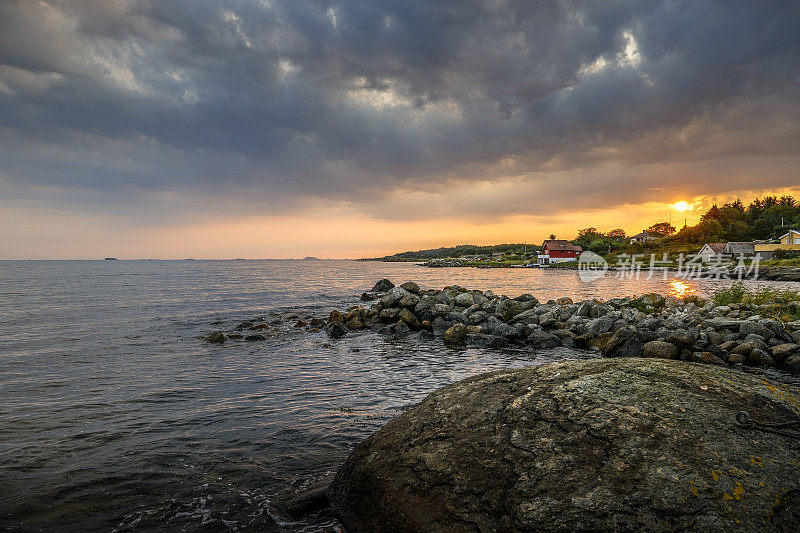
xmin=667 ymin=279 xmax=698 ymax=299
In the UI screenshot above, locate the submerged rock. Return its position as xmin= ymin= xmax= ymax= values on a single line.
xmin=324 ymin=322 xmax=348 ymax=338
xmin=329 ymin=358 xmax=800 ymax=532
xmin=204 ymin=332 xmax=226 ymax=343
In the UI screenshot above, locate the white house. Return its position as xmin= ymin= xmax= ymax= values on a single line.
xmin=697 ymin=243 xmax=726 ymax=262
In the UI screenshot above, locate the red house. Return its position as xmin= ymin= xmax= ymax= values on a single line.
xmin=538 ymin=240 xmax=583 ymax=264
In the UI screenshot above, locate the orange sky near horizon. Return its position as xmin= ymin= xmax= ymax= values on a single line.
xmin=3 ymin=188 xmax=797 ymax=260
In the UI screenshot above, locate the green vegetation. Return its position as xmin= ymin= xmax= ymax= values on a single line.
xmin=368 ymin=243 xmax=537 ymax=262
xmin=712 ymin=282 xmax=800 ymax=320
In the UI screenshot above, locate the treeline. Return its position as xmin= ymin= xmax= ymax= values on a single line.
xmin=674 ymin=195 xmax=800 ymax=243
xmin=373 ymin=243 xmax=536 ymax=261
xmin=573 ymin=194 xmax=800 ymax=254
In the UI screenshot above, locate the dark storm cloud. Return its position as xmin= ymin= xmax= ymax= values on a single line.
xmin=0 ymin=0 xmax=799 ymax=218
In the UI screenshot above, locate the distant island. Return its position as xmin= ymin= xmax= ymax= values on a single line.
xmin=302 ymin=256 xmax=320 ymax=261
xmin=103 ymin=257 xmax=118 ymax=260
xmin=361 ymin=244 xmax=534 ymax=263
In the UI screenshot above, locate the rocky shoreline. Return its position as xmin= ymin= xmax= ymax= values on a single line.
xmin=207 ymin=278 xmax=800 ymax=376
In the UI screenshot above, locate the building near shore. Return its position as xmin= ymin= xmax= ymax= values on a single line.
xmin=697 ymin=243 xmax=726 ymax=262
xmin=754 ymin=230 xmax=800 ymax=258
xmin=629 ymin=230 xmax=657 ymax=244
xmin=537 ymin=240 xmax=582 ymax=264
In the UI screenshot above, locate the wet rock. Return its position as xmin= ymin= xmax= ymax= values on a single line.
xmin=442 ymin=323 xmax=467 ymax=346
xmin=324 ymin=322 xmax=348 ymax=339
xmin=328 ymin=310 xmax=345 ymax=324
xmin=399 ymin=281 xmax=420 ymax=294
xmin=728 ymin=353 xmax=746 ymax=365
xmin=329 ymin=358 xmax=800 ymax=532
xmin=371 ymin=279 xmax=395 ymax=292
xmin=700 ymin=351 xmax=726 ymax=366
xmin=381 ymin=287 xmax=411 ymax=308
xmin=310 ymin=318 xmax=327 ymax=328
xmin=294 ymin=319 xmax=307 ymax=328
xmin=360 ymin=292 xmax=377 ymax=301
xmin=642 ymin=340 xmax=679 ymax=359
xmin=526 ymin=332 xmax=561 ymax=349
xmin=431 ymin=317 xmax=451 ymax=337
xmin=468 ymin=310 xmax=489 ymax=325
xmin=379 ymin=308 xmax=401 ymax=321
xmin=235 ymin=320 xmax=254 ymax=330
xmin=345 ymin=318 xmax=365 ymax=330
xmin=249 ymin=323 xmax=269 ymax=331
xmin=393 ymin=320 xmax=411 ymax=334
xmin=205 ymin=332 xmax=226 ymax=343
xmin=748 ymin=348 xmax=776 ymax=367
xmin=245 ymin=334 xmax=266 ymax=341
xmin=399 ymin=308 xmax=420 ymax=328
xmin=278 ymin=474 xmax=334 ymax=518
xmin=465 ymin=333 xmax=508 ymax=348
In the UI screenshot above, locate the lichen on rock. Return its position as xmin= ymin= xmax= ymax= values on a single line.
xmin=328 ymin=358 xmax=800 ymax=532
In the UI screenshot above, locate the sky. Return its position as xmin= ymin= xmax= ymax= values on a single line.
xmin=1 ymin=0 xmax=799 ymax=259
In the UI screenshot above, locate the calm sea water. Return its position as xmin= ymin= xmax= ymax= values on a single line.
xmin=1 ymin=260 xmax=797 ymax=531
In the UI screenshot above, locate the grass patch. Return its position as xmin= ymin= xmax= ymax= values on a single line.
xmin=712 ymin=283 xmax=800 ymax=320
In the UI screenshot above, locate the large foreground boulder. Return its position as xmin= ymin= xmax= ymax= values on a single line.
xmin=328 ymin=358 xmax=800 ymax=532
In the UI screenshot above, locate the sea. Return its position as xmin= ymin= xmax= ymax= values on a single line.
xmin=1 ymin=260 xmax=798 ymax=531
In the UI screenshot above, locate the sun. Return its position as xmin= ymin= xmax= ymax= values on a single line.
xmin=672 ymin=201 xmax=693 ymax=212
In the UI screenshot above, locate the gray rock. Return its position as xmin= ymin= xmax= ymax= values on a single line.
xmin=380 ymin=287 xmax=411 ymax=308
xmin=601 ymin=327 xmax=643 ymax=358
xmin=586 ymin=315 xmax=615 ymax=335
xmin=748 ymin=348 xmax=776 ymax=367
xmin=371 ymin=279 xmax=395 ymax=292
xmin=772 ymin=343 xmax=800 ymax=364
xmin=399 ymin=281 xmax=420 ymax=294
xmin=465 ymin=333 xmax=509 ymax=348
xmin=509 ymin=308 xmax=539 ymax=325
xmin=576 ymin=301 xmax=592 ymax=317
xmin=468 ymin=310 xmax=489 ymax=325
xmin=431 ymin=317 xmax=452 ymax=337
xmin=392 ymin=320 xmax=411 ymax=334
xmin=701 ymin=318 xmax=743 ymax=330
xmin=526 ymin=332 xmax=561 ymax=349
xmin=324 ymin=322 xmax=348 ymax=338
xmin=642 ymin=340 xmax=679 ymax=359
xmin=329 ymin=359 xmax=800 ymax=532
xmin=589 ymin=303 xmax=611 ymax=318
xmin=496 ymin=298 xmax=539 ymax=322
xmin=379 ymin=307 xmax=401 ymax=321
xmin=398 ymin=293 xmax=420 ymax=308
xmin=740 ymin=320 xmax=774 ymax=340
xmin=454 ymin=292 xmax=475 ymax=307
xmin=538 ymin=312 xmax=557 ymax=329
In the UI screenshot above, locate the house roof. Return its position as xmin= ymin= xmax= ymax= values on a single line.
xmin=779 ymin=229 xmax=800 ymax=239
xmin=701 ymin=242 xmax=726 ymax=254
xmin=631 ymin=231 xmax=654 ymax=239
xmin=723 ymin=242 xmax=755 ymax=254
xmin=542 ymin=240 xmax=582 ymax=252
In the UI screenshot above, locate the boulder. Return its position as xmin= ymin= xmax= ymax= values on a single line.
xmin=454 ymin=292 xmax=475 ymax=307
xmin=772 ymin=343 xmax=800 ymax=364
xmin=442 ymin=323 xmax=467 ymax=346
xmin=601 ymin=327 xmax=643 ymax=358
xmin=399 ymin=281 xmax=420 ymax=294
xmin=324 ymin=322 xmax=348 ymax=338
xmin=785 ymin=354 xmax=800 ymax=374
xmin=748 ymin=348 xmax=776 ymax=367
xmin=496 ymin=299 xmax=538 ymax=322
xmin=310 ymin=317 xmax=327 ymax=328
xmin=465 ymin=333 xmax=509 ymax=348
xmin=642 ymin=340 xmax=679 ymax=359
xmin=399 ymin=308 xmax=420 ymax=328
xmin=345 ymin=318 xmax=365 ymax=330
xmin=329 ymin=359 xmax=800 ymax=532
xmin=328 ymin=310 xmax=344 ymax=324
xmin=526 ymin=332 xmax=561 ymax=349
xmin=235 ymin=320 xmax=254 ymax=330
xmin=586 ymin=315 xmax=615 ymax=335
xmin=371 ymin=279 xmax=395 ymax=292
xmin=381 ymin=287 xmax=411 ymax=308
xmin=398 ymin=293 xmax=420 ymax=308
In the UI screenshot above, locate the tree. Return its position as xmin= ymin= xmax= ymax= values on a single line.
xmin=548 ymin=233 xmax=557 ymax=240
xmin=607 ymin=228 xmax=627 ymax=240
xmin=647 ymin=222 xmax=676 ymax=237
xmin=574 ymin=227 xmax=604 ymax=248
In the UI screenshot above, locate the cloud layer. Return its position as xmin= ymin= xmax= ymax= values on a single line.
xmin=1 ymin=0 xmax=799 ymax=225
